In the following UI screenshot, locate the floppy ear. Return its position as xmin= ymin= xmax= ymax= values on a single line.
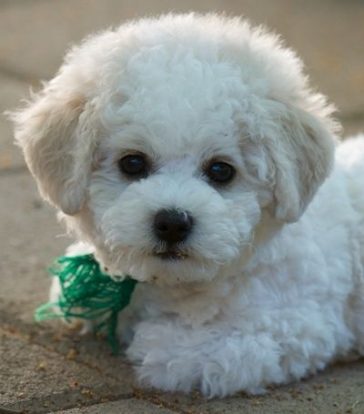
xmin=267 ymin=103 xmax=338 ymax=223
xmin=11 ymin=85 xmax=98 ymax=215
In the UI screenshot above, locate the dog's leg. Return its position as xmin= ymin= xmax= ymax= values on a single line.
xmin=126 ymin=306 xmax=353 ymax=397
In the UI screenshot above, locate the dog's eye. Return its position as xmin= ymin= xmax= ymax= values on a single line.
xmin=205 ymin=161 xmax=235 ymax=184
xmin=118 ymin=154 xmax=148 ymax=178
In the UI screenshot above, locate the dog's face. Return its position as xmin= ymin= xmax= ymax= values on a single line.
xmin=12 ymin=14 xmax=339 ymax=284
xmin=87 ymin=71 xmax=262 ymax=282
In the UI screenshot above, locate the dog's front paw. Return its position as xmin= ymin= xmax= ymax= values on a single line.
xmin=127 ymin=322 xmax=286 ymax=397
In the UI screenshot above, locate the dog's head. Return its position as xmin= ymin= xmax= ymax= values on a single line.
xmin=12 ymin=14 xmax=340 ymax=284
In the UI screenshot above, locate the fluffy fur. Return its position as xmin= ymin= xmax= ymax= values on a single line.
xmin=12 ymin=14 xmax=364 ymax=397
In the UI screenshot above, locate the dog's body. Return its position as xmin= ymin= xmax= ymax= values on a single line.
xmin=12 ymin=14 xmax=364 ymax=397
xmin=122 ymin=137 xmax=364 ymax=396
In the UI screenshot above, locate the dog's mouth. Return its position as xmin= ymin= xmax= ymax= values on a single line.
xmin=152 ymin=247 xmax=189 ymax=261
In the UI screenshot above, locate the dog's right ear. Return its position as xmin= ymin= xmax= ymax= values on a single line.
xmin=11 ymin=84 xmax=98 ymax=215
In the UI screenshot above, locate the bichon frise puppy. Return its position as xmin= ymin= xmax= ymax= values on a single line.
xmin=12 ymin=13 xmax=364 ymax=397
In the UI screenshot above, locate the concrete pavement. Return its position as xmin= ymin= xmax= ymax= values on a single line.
xmin=1 ymin=1 xmax=364 ymax=412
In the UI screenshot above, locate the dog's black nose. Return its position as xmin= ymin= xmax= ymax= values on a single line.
xmin=153 ymin=209 xmax=194 ymax=244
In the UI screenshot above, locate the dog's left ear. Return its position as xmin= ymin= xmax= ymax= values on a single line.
xmin=10 ymin=85 xmax=98 ymax=216
xmin=267 ymin=102 xmax=338 ymax=223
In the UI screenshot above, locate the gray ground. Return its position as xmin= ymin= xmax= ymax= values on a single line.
xmin=1 ymin=1 xmax=364 ymax=413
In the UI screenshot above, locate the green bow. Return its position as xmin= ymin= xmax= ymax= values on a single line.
xmin=35 ymin=254 xmax=138 ymax=353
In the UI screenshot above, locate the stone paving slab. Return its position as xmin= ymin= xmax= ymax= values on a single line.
xmin=0 ymin=301 xmax=138 ymax=391
xmin=0 ymin=326 xmax=131 ymax=414
xmin=56 ymin=399 xmax=176 ymax=414
xmin=0 ymin=173 xmax=69 ymax=322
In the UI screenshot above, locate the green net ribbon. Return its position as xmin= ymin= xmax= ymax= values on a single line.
xmin=35 ymin=254 xmax=137 ymax=353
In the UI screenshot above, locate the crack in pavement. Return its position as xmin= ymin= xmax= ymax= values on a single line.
xmin=1 ymin=387 xmax=136 ymax=414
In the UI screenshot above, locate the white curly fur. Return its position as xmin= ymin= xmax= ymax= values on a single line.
xmin=12 ymin=13 xmax=364 ymax=397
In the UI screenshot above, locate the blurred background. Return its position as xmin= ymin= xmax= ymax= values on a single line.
xmin=1 ymin=0 xmax=364 ymax=168
xmin=1 ymin=2 xmax=364 ymax=412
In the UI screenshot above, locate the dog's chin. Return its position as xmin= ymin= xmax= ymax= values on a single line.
xmin=147 ymin=255 xmax=221 ymax=285
xmin=108 ymin=248 xmax=222 ymax=285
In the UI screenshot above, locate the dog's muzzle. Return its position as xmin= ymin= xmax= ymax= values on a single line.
xmin=153 ymin=209 xmax=193 ymax=260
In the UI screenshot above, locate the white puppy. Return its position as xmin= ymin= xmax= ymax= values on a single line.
xmin=12 ymin=14 xmax=364 ymax=397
